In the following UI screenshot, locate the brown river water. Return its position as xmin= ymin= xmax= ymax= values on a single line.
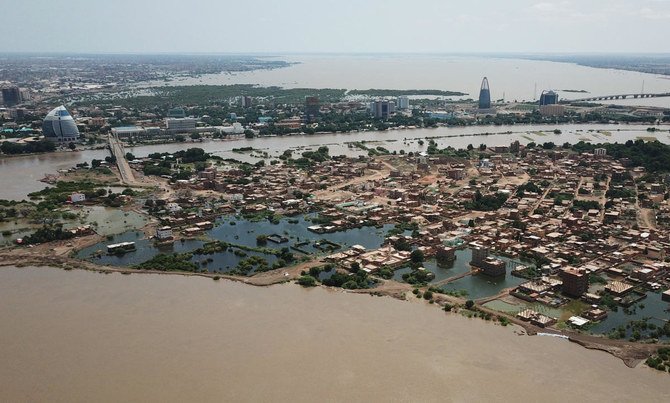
xmin=1 ymin=266 xmax=669 ymax=402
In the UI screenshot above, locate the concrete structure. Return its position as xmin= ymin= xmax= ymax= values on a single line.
xmin=539 ymin=90 xmax=559 ymax=106
xmin=662 ymin=289 xmax=670 ymax=302
xmin=68 ymin=192 xmax=86 ymax=203
xmin=305 ymin=96 xmax=320 ymax=121
xmin=471 ymin=244 xmax=489 ymax=266
xmin=470 ymin=244 xmax=506 ymax=276
xmin=112 ymin=126 xmax=146 ymax=141
xmin=397 ymin=96 xmax=410 ymax=110
xmin=371 ymin=100 xmax=395 ymax=119
xmin=539 ymin=104 xmax=565 ymax=116
xmin=559 ymin=267 xmax=589 ymax=297
xmin=241 ymin=96 xmax=252 ymax=108
xmin=478 ymin=77 xmax=491 ymax=109
xmin=1 ymin=86 xmax=22 ymax=106
xmin=156 ymin=226 xmax=174 ymax=240
xmin=594 ymin=148 xmax=607 ymax=157
xmin=165 ymin=118 xmax=197 ymax=133
xmin=42 ymin=105 xmax=80 ymax=143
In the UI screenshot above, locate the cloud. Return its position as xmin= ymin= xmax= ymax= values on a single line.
xmin=639 ymin=6 xmax=670 ymax=19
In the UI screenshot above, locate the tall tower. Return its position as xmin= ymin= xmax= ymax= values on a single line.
xmin=478 ymin=77 xmax=491 ymax=109
xmin=539 ymin=90 xmax=559 ymax=106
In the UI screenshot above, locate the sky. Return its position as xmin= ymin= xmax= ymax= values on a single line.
xmin=1 ymin=0 xmax=669 ymax=54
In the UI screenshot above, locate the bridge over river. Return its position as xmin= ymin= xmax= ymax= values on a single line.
xmin=568 ymin=92 xmax=670 ymax=103
xmin=107 ymin=134 xmax=142 ymax=186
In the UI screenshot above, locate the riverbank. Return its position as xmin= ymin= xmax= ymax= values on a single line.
xmin=2 ymin=122 xmax=668 ymax=201
xmin=0 ymin=248 xmax=662 ymax=367
xmin=1 ymin=265 xmax=669 ymax=402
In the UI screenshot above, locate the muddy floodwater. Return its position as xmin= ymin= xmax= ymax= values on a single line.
xmin=1 ymin=266 xmax=669 ymax=402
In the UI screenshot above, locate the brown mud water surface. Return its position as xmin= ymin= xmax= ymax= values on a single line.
xmin=0 ymin=249 xmax=665 ymax=368
xmin=1 ymin=264 xmax=669 ymax=402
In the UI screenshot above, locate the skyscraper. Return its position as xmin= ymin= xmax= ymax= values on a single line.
xmin=397 ymin=96 xmax=410 ymax=110
xmin=539 ymin=90 xmax=559 ymax=106
xmin=372 ymin=100 xmax=395 ymax=119
xmin=1 ymin=86 xmax=22 ymax=107
xmin=478 ymin=77 xmax=491 ymax=109
xmin=42 ymin=105 xmax=80 ymax=143
xmin=305 ymin=96 xmax=320 ymax=122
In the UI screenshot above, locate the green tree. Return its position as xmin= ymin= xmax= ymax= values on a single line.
xmin=410 ymin=249 xmax=425 ymax=264
xmin=298 ymin=275 xmax=317 ymax=287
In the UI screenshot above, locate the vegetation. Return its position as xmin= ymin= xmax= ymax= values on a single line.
xmin=0 ymin=139 xmax=56 ymax=155
xmin=402 ymin=268 xmax=433 ymax=285
xmin=323 ymin=271 xmax=371 ymax=289
xmin=134 ymin=253 xmax=198 ymax=272
xmin=22 ymin=225 xmax=75 ymax=245
xmin=572 ymin=140 xmax=670 ymax=173
xmin=410 ymin=249 xmax=425 ymax=264
xmin=348 ymin=89 xmax=467 ymax=97
xmin=516 ymin=181 xmax=542 ymax=197
xmin=465 ymin=191 xmax=509 ymax=211
xmin=646 ymin=348 xmax=670 ymax=372
xmin=297 ymin=275 xmax=317 ymax=287
xmin=572 ymin=200 xmax=601 ymax=211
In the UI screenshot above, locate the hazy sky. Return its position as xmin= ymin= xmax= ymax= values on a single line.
xmin=2 ymin=0 xmax=669 ymax=54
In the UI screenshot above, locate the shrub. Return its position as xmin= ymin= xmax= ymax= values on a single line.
xmin=297 ymin=275 xmax=317 ymax=287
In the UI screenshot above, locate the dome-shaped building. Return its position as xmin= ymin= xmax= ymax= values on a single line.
xmin=42 ymin=105 xmax=79 ymax=143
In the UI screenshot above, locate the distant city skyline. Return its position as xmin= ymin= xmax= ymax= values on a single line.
xmin=1 ymin=0 xmax=669 ymax=54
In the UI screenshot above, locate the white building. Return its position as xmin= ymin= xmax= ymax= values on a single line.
xmin=594 ymin=148 xmax=607 ymax=157
xmin=69 ymin=192 xmax=86 ymax=203
xmin=112 ymin=126 xmax=146 ymax=141
xmin=397 ymin=96 xmax=410 ymax=110
xmin=156 ymin=226 xmax=174 ymax=240
xmin=167 ymin=203 xmax=182 ymax=213
xmin=219 ymin=122 xmax=244 ymax=135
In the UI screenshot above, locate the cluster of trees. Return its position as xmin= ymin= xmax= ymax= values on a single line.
xmin=323 ymin=268 xmax=371 ymax=290
xmin=572 ymin=200 xmax=601 ymax=211
xmin=22 ymin=225 xmax=75 ymax=245
xmin=134 ymin=253 xmax=198 ymax=272
xmin=301 ymin=146 xmax=330 ymax=162
xmin=232 ymin=255 xmax=270 ymax=275
xmin=573 ymin=140 xmax=670 ymax=173
xmin=516 ymin=181 xmax=542 ymax=197
xmin=606 ymin=187 xmax=636 ymax=199
xmin=1 ymin=139 xmax=56 ymax=155
xmin=646 ymin=348 xmax=670 ymax=372
xmin=465 ymin=191 xmax=509 ymax=211
xmin=401 ymin=268 xmax=434 ymax=285
xmin=28 ymin=181 xmax=107 ymax=207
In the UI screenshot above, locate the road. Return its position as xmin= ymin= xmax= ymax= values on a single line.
xmin=108 ymin=134 xmax=139 ymax=186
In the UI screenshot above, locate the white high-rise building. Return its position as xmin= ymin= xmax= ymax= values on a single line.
xmin=397 ymin=96 xmax=410 ymax=110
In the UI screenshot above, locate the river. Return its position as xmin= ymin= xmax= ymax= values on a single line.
xmin=147 ymin=54 xmax=670 ymax=107
xmin=1 ymin=123 xmax=667 ymax=200
xmin=0 ymin=266 xmax=668 ymax=402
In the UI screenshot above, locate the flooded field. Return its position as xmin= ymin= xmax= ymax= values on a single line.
xmin=1 ymin=266 xmax=669 ymax=402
